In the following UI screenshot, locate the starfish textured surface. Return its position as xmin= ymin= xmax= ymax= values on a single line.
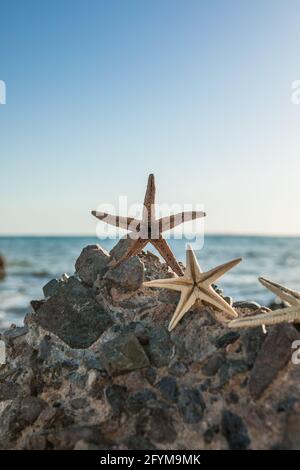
xmin=143 ymin=245 xmax=241 ymax=331
xmin=92 ymin=174 xmax=206 ymax=276
xmin=229 ymin=277 xmax=300 ymax=329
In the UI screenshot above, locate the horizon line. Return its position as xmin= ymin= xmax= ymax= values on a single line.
xmin=0 ymin=232 xmax=300 ymax=238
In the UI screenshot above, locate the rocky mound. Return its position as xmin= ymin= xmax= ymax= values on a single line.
xmin=0 ymin=240 xmax=300 ymax=450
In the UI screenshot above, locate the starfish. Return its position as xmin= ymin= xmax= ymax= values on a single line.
xmin=143 ymin=245 xmax=242 ymax=331
xmin=229 ymin=277 xmax=300 ymax=329
xmin=92 ymin=174 xmax=206 ymax=276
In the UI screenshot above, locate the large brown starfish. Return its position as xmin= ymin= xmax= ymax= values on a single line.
xmin=144 ymin=245 xmax=241 ymax=331
xmin=92 ymin=174 xmax=206 ymax=276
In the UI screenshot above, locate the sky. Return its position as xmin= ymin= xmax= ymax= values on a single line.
xmin=1 ymin=0 xmax=300 ymax=236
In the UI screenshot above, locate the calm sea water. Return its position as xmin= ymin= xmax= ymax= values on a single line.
xmin=0 ymin=235 xmax=300 ymax=330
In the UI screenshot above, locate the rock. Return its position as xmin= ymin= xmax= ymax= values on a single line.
xmin=29 ymin=276 xmax=112 ymax=348
xmin=215 ymin=331 xmax=240 ymax=349
xmin=156 ymin=377 xmax=178 ymax=402
xmin=0 ymin=254 xmax=5 ymax=280
xmin=109 ymin=237 xmax=137 ymax=262
xmin=70 ymin=398 xmax=87 ymax=410
xmin=148 ymin=407 xmax=177 ymax=444
xmin=249 ymin=324 xmax=300 ymax=399
xmin=45 ymin=425 xmax=111 ymax=450
xmin=123 ymin=436 xmax=156 ymax=450
xmin=2 ymin=326 xmax=28 ymax=342
xmin=280 ymin=413 xmax=300 ymax=449
xmin=105 ymin=384 xmax=127 ymax=414
xmin=0 ymin=396 xmax=47 ymax=447
xmin=178 ymin=386 xmax=206 ymax=424
xmin=240 ymin=327 xmax=265 ymax=368
xmin=127 ymin=389 xmax=157 ymax=414
xmin=143 ymin=367 xmax=157 ymax=385
xmin=276 ymin=396 xmax=297 ymax=413
xmin=99 ymin=332 xmax=150 ymax=376
xmin=221 ymin=410 xmax=250 ymax=450
xmin=1 ymin=242 xmax=299 ymax=451
xmin=0 ymin=381 xmax=20 ymax=401
xmin=224 ymin=296 xmax=233 ymax=306
xmin=104 ymin=256 xmax=144 ymax=291
xmin=202 ymin=352 xmax=225 ymax=376
xmin=204 ymin=424 xmax=219 ymax=444
xmin=43 ymin=279 xmax=59 ymax=298
xmin=233 ymin=301 xmax=261 ymax=310
xmin=168 ymin=360 xmax=187 ymax=377
xmin=136 ymin=405 xmax=177 ymax=444
xmin=143 ymin=325 xmax=173 ymax=367
xmin=75 ymin=245 xmax=109 ymax=286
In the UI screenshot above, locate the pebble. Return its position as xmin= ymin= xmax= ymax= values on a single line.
xmin=221 ymin=409 xmax=250 ymax=450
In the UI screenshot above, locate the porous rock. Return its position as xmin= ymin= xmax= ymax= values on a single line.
xmin=1 ymin=243 xmax=300 ymax=451
xmin=75 ymin=244 xmax=109 ymax=286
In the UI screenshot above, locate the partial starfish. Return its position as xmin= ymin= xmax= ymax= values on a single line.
xmin=92 ymin=174 xmax=206 ymax=276
xmin=143 ymin=245 xmax=241 ymax=331
xmin=229 ymin=277 xmax=300 ymax=329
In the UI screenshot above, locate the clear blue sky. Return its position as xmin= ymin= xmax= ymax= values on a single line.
xmin=1 ymin=0 xmax=300 ymax=235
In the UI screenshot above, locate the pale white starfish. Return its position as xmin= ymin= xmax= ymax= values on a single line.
xmin=143 ymin=245 xmax=241 ymax=331
xmin=229 ymin=277 xmax=300 ymax=329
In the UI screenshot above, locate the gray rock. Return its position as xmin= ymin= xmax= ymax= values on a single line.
xmin=224 ymin=296 xmax=233 ymax=306
xmin=71 ymin=398 xmax=87 ymax=410
xmin=136 ymin=405 xmax=177 ymax=444
xmin=99 ymin=332 xmax=150 ymax=376
xmin=109 ymin=237 xmax=137 ymax=262
xmin=143 ymin=367 xmax=157 ymax=385
xmin=0 ymin=381 xmax=20 ymax=401
xmin=249 ymin=324 xmax=300 ymax=399
xmin=2 ymin=326 xmax=28 ymax=342
xmin=126 ymin=389 xmax=157 ymax=414
xmin=0 ymin=396 xmax=47 ymax=446
xmin=280 ymin=413 xmax=300 ymax=449
xmin=0 ymin=254 xmax=5 ymax=280
xmin=75 ymin=245 xmax=109 ymax=286
xmin=104 ymin=256 xmax=144 ymax=291
xmin=156 ymin=377 xmax=178 ymax=402
xmin=45 ymin=425 xmax=111 ymax=450
xmin=215 ymin=331 xmax=240 ymax=349
xmin=42 ymin=279 xmax=59 ymax=298
xmin=168 ymin=360 xmax=187 ymax=377
xmin=240 ymin=327 xmax=265 ymax=368
xmin=29 ymin=276 xmax=112 ymax=348
xmin=221 ymin=410 xmax=250 ymax=450
xmin=178 ymin=386 xmax=206 ymax=424
xmin=143 ymin=325 xmax=173 ymax=367
xmin=233 ymin=300 xmax=261 ymax=310
xmin=105 ymin=384 xmax=127 ymax=414
xmin=202 ymin=352 xmax=225 ymax=376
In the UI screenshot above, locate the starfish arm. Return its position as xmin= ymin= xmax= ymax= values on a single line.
xmin=91 ymin=211 xmax=139 ymax=231
xmin=151 ymin=238 xmax=184 ymax=276
xmin=143 ymin=277 xmax=190 ymax=292
xmin=168 ymin=288 xmax=197 ymax=331
xmin=202 ymin=257 xmax=242 ymax=284
xmin=142 ymin=174 xmax=156 ymax=222
xmin=259 ymin=277 xmax=300 ymax=306
xmin=228 ymin=305 xmax=300 ymax=329
xmin=112 ymin=237 xmax=148 ymax=267
xmin=185 ymin=245 xmax=203 ymax=280
xmin=158 ymin=211 xmax=206 ymax=232
xmin=197 ymin=286 xmax=238 ymax=319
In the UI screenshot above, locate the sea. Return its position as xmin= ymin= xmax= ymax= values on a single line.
xmin=0 ymin=235 xmax=300 ymax=331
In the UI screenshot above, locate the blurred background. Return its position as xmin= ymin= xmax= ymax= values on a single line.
xmin=1 ymin=0 xmax=300 ymax=329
